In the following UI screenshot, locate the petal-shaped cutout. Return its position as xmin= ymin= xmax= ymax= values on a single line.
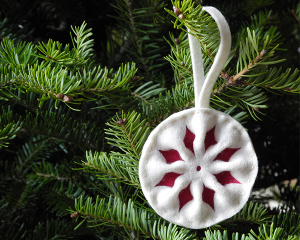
xmin=156 ymin=172 xmax=182 ymax=187
xmin=204 ymin=127 xmax=217 ymax=151
xmin=213 ymin=148 xmax=240 ymax=162
xmin=214 ymin=171 xmax=241 ymax=186
xmin=184 ymin=127 xmax=195 ymax=154
xmin=202 ymin=185 xmax=215 ymax=210
xmin=178 ymin=183 xmax=193 ymax=211
xmin=159 ymin=149 xmax=183 ymax=164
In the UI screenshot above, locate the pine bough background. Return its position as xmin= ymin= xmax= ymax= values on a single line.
xmin=0 ymin=0 xmax=299 ymax=239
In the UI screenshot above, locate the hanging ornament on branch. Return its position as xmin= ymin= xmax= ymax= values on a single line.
xmin=139 ymin=6 xmax=258 ymax=229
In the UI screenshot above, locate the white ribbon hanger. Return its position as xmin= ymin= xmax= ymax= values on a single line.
xmin=188 ymin=7 xmax=231 ymax=109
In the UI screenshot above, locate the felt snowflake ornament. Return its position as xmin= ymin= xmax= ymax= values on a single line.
xmin=139 ymin=6 xmax=258 ymax=229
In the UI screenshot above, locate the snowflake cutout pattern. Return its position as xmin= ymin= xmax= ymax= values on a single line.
xmin=139 ymin=108 xmax=258 ymax=229
xmin=156 ymin=126 xmax=241 ymax=211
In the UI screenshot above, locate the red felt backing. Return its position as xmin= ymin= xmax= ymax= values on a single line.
xmin=178 ymin=183 xmax=193 ymax=211
xmin=204 ymin=127 xmax=217 ymax=151
xmin=214 ymin=171 xmax=241 ymax=185
xmin=156 ymin=172 xmax=182 ymax=187
xmin=159 ymin=149 xmax=183 ymax=164
xmin=213 ymin=148 xmax=240 ymax=162
xmin=184 ymin=127 xmax=195 ymax=154
xmin=202 ymin=185 xmax=215 ymax=210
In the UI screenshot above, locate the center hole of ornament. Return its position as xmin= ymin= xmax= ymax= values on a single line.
xmin=196 ymin=166 xmax=201 ymax=171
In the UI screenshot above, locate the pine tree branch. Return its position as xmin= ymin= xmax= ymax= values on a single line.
xmin=188 ymin=26 xmax=215 ymax=60
xmin=21 ymin=111 xmax=104 ymax=151
xmin=291 ymin=9 xmax=300 ymax=24
xmin=106 ymin=111 xmax=150 ymax=158
xmin=84 ymin=151 xmax=140 ymax=187
xmin=174 ymin=38 xmax=183 ymax=85
xmin=236 ymin=80 xmax=295 ymax=91
xmin=225 ymin=202 xmax=271 ymax=225
xmin=213 ymin=67 xmax=300 ymax=97
xmin=15 ymin=71 xmax=113 ymax=97
xmin=231 ymin=49 xmax=267 ymax=83
xmin=130 ymin=91 xmax=152 ymax=105
xmin=0 ymin=106 xmax=22 ymax=147
xmin=181 ymin=63 xmax=193 ymax=75
xmin=14 ymin=182 xmax=28 ymax=209
xmin=115 ymin=117 xmax=138 ymax=155
xmin=211 ymin=49 xmax=300 ymax=96
xmin=85 ymin=161 xmax=139 ymax=186
xmin=17 ymin=138 xmax=49 ymax=173
xmin=18 ymin=76 xmax=57 ymax=95
xmin=124 ymin=0 xmax=150 ymax=79
xmin=35 ymin=173 xmax=69 ymax=181
xmin=213 ymin=49 xmax=267 ymax=96
xmin=74 ymin=196 xmax=196 ymax=240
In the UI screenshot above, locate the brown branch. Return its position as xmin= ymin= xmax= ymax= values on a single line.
xmin=78 ymin=212 xmax=162 ymax=239
xmin=80 ymin=75 xmax=138 ymax=93
xmin=175 ymin=38 xmax=182 ymax=85
xmin=17 ymin=77 xmax=59 ymax=97
xmin=121 ymin=124 xmax=137 ymax=153
xmin=212 ymin=50 xmax=267 ymax=96
xmin=237 ymin=80 xmax=295 ymax=92
xmin=81 ymin=212 xmax=135 ymax=229
xmin=84 ymin=161 xmax=140 ymax=187
xmin=116 ymin=118 xmax=138 ymax=156
xmin=182 ymin=64 xmax=193 ymax=75
xmin=35 ymin=173 xmax=70 ymax=180
xmin=230 ymin=49 xmax=267 ymax=83
xmin=22 ymin=80 xmax=74 ymax=101
xmin=131 ymin=92 xmax=152 ymax=105
xmin=80 ymin=87 xmax=110 ymax=92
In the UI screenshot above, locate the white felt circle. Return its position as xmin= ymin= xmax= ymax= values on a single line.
xmin=139 ymin=108 xmax=258 ymax=229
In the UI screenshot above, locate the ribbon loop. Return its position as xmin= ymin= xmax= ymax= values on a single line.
xmin=188 ymin=6 xmax=231 ymax=109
